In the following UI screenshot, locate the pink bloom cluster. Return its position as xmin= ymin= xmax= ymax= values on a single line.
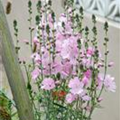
xmin=30 ymin=4 xmax=116 ymax=105
xmin=31 ymin=13 xmax=98 ymax=78
xmin=31 ymin=13 xmax=81 ymax=77
xmin=15 ymin=0 xmax=117 ymax=119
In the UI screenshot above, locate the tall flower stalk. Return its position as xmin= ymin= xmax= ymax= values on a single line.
xmin=13 ymin=20 xmax=20 ymax=56
xmin=28 ymin=0 xmax=33 ymax=53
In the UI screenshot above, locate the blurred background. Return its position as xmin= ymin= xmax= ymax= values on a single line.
xmin=0 ymin=0 xmax=120 ymax=120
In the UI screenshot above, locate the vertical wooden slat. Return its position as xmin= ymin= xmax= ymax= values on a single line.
xmin=0 ymin=1 xmax=34 ymax=120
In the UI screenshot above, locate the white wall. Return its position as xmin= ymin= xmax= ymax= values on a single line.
xmin=1 ymin=0 xmax=120 ymax=120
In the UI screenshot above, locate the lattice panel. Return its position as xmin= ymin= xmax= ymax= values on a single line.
xmin=75 ymin=0 xmax=120 ymax=22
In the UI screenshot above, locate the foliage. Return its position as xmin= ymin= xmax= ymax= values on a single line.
xmin=0 ymin=90 xmax=18 ymax=120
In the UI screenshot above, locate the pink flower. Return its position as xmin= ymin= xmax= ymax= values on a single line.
xmin=41 ymin=78 xmax=55 ymax=90
xmin=60 ymin=40 xmax=71 ymax=59
xmin=108 ymin=62 xmax=114 ymax=67
xmin=56 ymin=40 xmax=63 ymax=52
xmin=31 ymin=68 xmax=40 ymax=80
xmin=82 ymin=76 xmax=89 ymax=86
xmin=52 ymin=62 xmax=62 ymax=74
xmin=23 ymin=39 xmax=29 ymax=44
xmin=80 ymin=91 xmax=91 ymax=101
xmin=82 ymin=69 xmax=91 ymax=85
xmin=84 ymin=69 xmax=92 ymax=79
xmin=33 ymin=37 xmax=39 ymax=46
xmin=98 ymin=62 xmax=104 ymax=68
xmin=97 ymin=97 xmax=103 ymax=102
xmin=31 ymin=53 xmax=41 ymax=64
xmin=56 ymin=32 xmax=65 ymax=41
xmin=68 ymin=8 xmax=72 ymax=14
xmin=48 ymin=14 xmax=54 ymax=23
xmin=59 ymin=14 xmax=67 ymax=22
xmin=65 ymin=93 xmax=76 ymax=104
xmin=60 ymin=38 xmax=78 ymax=63
xmin=82 ymin=57 xmax=93 ymax=67
xmin=48 ymin=14 xmax=55 ymax=28
xmin=61 ymin=62 xmax=73 ymax=76
xmin=65 ymin=22 xmax=73 ymax=33
xmin=104 ymin=75 xmax=116 ymax=92
xmin=97 ymin=74 xmax=116 ymax=92
xmin=82 ymin=95 xmax=91 ymax=101
xmin=86 ymin=47 xmax=94 ymax=57
xmin=68 ymin=77 xmax=84 ymax=95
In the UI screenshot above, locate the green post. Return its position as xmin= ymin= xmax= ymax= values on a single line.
xmin=0 ymin=1 xmax=34 ymax=120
